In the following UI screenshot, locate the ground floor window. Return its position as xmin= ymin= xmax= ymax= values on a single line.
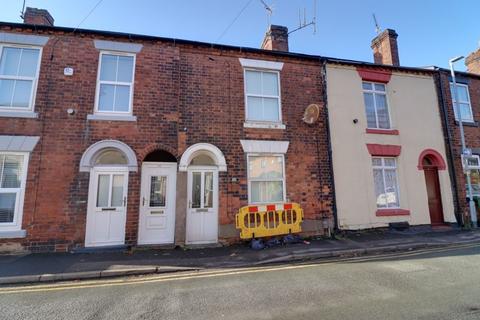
xmin=0 ymin=153 xmax=28 ymax=229
xmin=247 ymin=154 xmax=285 ymax=204
xmin=372 ymin=157 xmax=400 ymax=208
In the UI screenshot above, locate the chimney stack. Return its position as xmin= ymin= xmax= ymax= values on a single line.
xmin=466 ymin=48 xmax=480 ymax=75
xmin=261 ymin=25 xmax=289 ymax=52
xmin=23 ymin=7 xmax=54 ymax=27
xmin=371 ymin=29 xmax=400 ymax=66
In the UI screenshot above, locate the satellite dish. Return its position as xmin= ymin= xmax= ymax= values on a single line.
xmin=303 ymin=104 xmax=320 ymax=124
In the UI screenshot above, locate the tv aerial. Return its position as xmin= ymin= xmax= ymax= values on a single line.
xmin=259 ymin=0 xmax=274 ymax=28
xmin=373 ymin=13 xmax=382 ymax=34
xmin=289 ymin=0 xmax=317 ymax=35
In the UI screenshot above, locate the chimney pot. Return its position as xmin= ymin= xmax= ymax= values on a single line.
xmin=466 ymin=49 xmax=480 ymax=75
xmin=371 ymin=29 xmax=400 ymax=66
xmin=23 ymin=7 xmax=54 ymax=27
xmin=261 ymin=25 xmax=289 ymax=52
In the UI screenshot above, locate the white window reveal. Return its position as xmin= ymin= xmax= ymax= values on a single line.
xmin=372 ymin=157 xmax=400 ymax=209
xmin=0 ymin=45 xmax=41 ymax=111
xmin=450 ymin=83 xmax=473 ymax=122
xmin=363 ymin=82 xmax=391 ymax=129
xmin=95 ymin=52 xmax=135 ymax=114
xmin=0 ymin=153 xmax=28 ymax=231
xmin=247 ymin=154 xmax=285 ymax=204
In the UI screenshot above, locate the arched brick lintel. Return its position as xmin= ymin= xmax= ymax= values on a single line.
xmin=417 ymin=149 xmax=447 ymax=170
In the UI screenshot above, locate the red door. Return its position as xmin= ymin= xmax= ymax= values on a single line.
xmin=424 ymin=167 xmax=445 ymax=225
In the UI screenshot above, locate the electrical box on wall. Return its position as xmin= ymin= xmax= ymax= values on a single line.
xmin=64 ymin=67 xmax=74 ymax=76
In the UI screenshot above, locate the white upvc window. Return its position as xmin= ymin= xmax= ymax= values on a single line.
xmin=244 ymin=69 xmax=282 ymax=123
xmin=0 ymin=152 xmax=28 ymax=231
xmin=247 ymin=154 xmax=286 ymax=204
xmin=94 ymin=51 xmax=135 ymax=115
xmin=372 ymin=157 xmax=400 ymax=209
xmin=450 ymin=83 xmax=473 ymax=122
xmin=362 ymin=81 xmax=391 ymax=129
xmin=0 ymin=45 xmax=41 ymax=111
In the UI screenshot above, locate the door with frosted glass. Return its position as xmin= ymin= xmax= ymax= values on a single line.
xmin=186 ymin=169 xmax=218 ymax=244
xmin=85 ymin=168 xmax=128 ymax=247
xmin=138 ymin=163 xmax=176 ymax=245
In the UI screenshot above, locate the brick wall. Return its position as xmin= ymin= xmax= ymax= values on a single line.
xmin=436 ymin=70 xmax=480 ymax=224
xmin=0 ymin=25 xmax=334 ymax=252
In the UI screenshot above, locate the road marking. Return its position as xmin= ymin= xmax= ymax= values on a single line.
xmin=1 ymin=242 xmax=478 ymax=295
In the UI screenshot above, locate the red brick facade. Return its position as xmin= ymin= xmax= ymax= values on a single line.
xmin=435 ymin=70 xmax=480 ymax=225
xmin=0 ymin=24 xmax=334 ymax=252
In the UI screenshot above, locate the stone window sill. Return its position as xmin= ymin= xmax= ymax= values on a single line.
xmin=0 ymin=111 xmax=38 ymax=119
xmin=243 ymin=122 xmax=286 ymax=130
xmin=87 ymin=114 xmax=137 ymax=122
xmin=366 ymin=128 xmax=399 ymax=135
xmin=0 ymin=229 xmax=26 ymax=239
xmin=376 ymin=209 xmax=410 ymax=217
xmin=455 ymin=120 xmax=478 ymax=127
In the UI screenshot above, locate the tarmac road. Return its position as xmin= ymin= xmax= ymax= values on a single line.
xmin=1 ymin=243 xmax=480 ymax=320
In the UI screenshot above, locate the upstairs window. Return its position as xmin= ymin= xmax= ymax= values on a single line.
xmin=247 ymin=154 xmax=285 ymax=204
xmin=244 ymin=69 xmax=281 ymax=123
xmin=362 ymin=81 xmax=391 ymax=129
xmin=0 ymin=46 xmax=41 ymax=111
xmin=95 ymin=52 xmax=135 ymax=114
xmin=450 ymin=83 xmax=473 ymax=122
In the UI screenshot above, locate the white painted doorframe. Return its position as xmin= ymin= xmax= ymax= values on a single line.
xmin=186 ymin=166 xmax=219 ymax=244
xmin=85 ymin=166 xmax=129 ymax=247
xmin=138 ymin=162 xmax=177 ymax=245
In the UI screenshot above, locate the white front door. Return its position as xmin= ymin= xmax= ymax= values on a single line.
xmin=186 ymin=167 xmax=218 ymax=244
xmin=85 ymin=167 xmax=129 ymax=247
xmin=138 ymin=162 xmax=176 ymax=245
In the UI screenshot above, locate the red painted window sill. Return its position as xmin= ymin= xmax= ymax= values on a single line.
xmin=376 ymin=209 xmax=410 ymax=217
xmin=366 ymin=128 xmax=399 ymax=135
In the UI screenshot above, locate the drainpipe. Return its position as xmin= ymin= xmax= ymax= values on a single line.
xmin=320 ymin=59 xmax=339 ymax=232
xmin=436 ymin=69 xmax=463 ymax=226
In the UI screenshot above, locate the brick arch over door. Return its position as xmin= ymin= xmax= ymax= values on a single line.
xmin=417 ymin=149 xmax=447 ymax=170
xmin=138 ymin=143 xmax=178 ymax=162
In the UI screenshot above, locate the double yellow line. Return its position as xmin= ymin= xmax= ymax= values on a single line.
xmin=1 ymin=242 xmax=478 ymax=295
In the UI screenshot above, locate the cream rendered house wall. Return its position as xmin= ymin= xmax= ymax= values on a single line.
xmin=326 ymin=64 xmax=456 ymax=229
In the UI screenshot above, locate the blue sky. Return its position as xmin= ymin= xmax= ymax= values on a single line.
xmin=1 ymin=0 xmax=478 ymax=70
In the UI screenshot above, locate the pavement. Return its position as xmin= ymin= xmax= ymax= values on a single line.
xmin=3 ymin=242 xmax=480 ymax=319
xmin=1 ymin=227 xmax=480 ymax=285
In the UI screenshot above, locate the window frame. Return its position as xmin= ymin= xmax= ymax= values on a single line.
xmin=0 ymin=151 xmax=29 ymax=231
xmin=246 ymin=153 xmax=286 ymax=204
xmin=243 ymin=68 xmax=283 ymax=124
xmin=94 ymin=50 xmax=136 ymax=116
xmin=0 ymin=44 xmax=42 ymax=112
xmin=450 ymin=82 xmax=474 ymax=123
xmin=371 ymin=156 xmax=401 ymax=209
xmin=362 ymin=81 xmax=392 ymax=130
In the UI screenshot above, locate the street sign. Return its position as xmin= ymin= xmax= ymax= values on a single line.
xmin=463 ymin=148 xmax=473 ymax=156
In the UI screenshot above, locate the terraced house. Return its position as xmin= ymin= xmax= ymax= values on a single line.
xmin=326 ymin=29 xmax=457 ymax=230
xmin=431 ymin=45 xmax=480 ymax=226
xmin=0 ymin=8 xmax=470 ymax=253
xmin=0 ymin=8 xmax=334 ymax=252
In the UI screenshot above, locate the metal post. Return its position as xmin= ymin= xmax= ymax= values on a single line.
xmin=449 ymin=56 xmax=477 ymax=228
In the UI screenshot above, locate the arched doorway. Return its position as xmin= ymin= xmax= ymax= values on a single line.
xmin=138 ymin=150 xmax=177 ymax=245
xmin=418 ymin=149 xmax=447 ymax=225
xmin=179 ymin=143 xmax=227 ymax=244
xmin=80 ymin=140 xmax=137 ymax=247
